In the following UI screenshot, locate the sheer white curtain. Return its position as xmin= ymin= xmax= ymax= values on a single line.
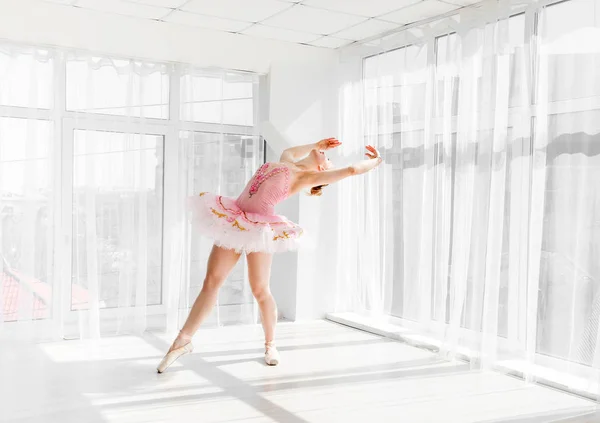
xmin=0 ymin=45 xmax=57 ymax=341
xmin=64 ymin=55 xmax=170 ymax=340
xmin=0 ymin=42 xmax=262 ymax=342
xmin=335 ymin=0 xmax=600 ymax=399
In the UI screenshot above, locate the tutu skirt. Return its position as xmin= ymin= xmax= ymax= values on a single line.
xmin=186 ymin=192 xmax=303 ymax=254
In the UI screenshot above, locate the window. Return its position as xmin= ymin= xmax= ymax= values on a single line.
xmin=184 ymin=131 xmax=263 ymax=325
xmin=71 ymin=130 xmax=164 ymax=310
xmin=0 ymin=43 xmax=262 ymax=333
xmin=543 ymin=0 xmax=600 ymax=102
xmin=0 ymin=48 xmax=53 ymax=109
xmin=180 ymin=72 xmax=256 ymax=126
xmin=364 ymin=45 xmax=428 ymax=130
xmin=361 ymin=0 xmax=600 ymax=376
xmin=534 ymin=0 xmax=600 ymax=364
xmin=66 ymin=59 xmax=170 ymax=119
xmin=0 ymin=117 xmax=53 ymax=322
xmin=536 ymin=110 xmax=600 ymax=364
xmin=435 ymin=33 xmax=459 ymax=117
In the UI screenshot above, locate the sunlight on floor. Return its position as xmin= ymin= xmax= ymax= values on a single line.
xmin=1 ymin=321 xmax=597 ymax=423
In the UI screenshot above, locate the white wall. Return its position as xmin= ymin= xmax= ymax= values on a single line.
xmin=0 ymin=0 xmax=335 ymax=74
xmin=266 ymin=146 xmax=299 ymax=321
xmin=266 ymin=59 xmax=341 ymax=321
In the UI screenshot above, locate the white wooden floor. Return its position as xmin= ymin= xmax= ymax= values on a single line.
xmin=1 ymin=321 xmax=598 ymax=423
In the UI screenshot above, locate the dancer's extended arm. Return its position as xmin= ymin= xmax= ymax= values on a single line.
xmin=280 ymin=138 xmax=341 ymax=162
xmin=295 ymin=145 xmax=382 ymax=188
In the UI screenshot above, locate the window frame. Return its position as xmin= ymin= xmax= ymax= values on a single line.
xmin=0 ymin=47 xmax=261 ymax=334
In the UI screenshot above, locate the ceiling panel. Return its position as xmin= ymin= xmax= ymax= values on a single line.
xmin=74 ymin=0 xmax=171 ymax=19
xmin=262 ymin=4 xmax=366 ymax=35
xmin=164 ymin=10 xmax=250 ymax=32
xmin=381 ymin=1 xmax=459 ymax=25
xmin=41 ymin=0 xmax=479 ymax=49
xmin=130 ymin=0 xmax=189 ymax=8
xmin=309 ymin=36 xmax=354 ymax=48
xmin=332 ymin=19 xmax=397 ymax=41
xmin=182 ymin=0 xmax=292 ymax=23
xmin=242 ymin=24 xmax=320 ymax=44
xmin=303 ymin=0 xmax=421 ymax=18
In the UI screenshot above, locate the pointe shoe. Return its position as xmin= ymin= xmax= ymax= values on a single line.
xmin=264 ymin=342 xmax=280 ymax=366
xmin=157 ymin=333 xmax=194 ymax=373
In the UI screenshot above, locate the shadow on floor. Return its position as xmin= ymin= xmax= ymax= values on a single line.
xmin=194 ymin=336 xmax=391 ymax=358
xmin=143 ymin=333 xmax=469 ymax=423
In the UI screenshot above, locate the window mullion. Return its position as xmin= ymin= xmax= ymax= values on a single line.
xmin=50 ymin=51 xmax=68 ymax=338
xmin=162 ymin=63 xmax=183 ymax=329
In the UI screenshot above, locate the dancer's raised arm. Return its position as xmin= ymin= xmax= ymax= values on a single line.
xmin=280 ymin=138 xmax=341 ymax=163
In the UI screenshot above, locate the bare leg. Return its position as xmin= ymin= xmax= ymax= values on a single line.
xmin=246 ymin=252 xmax=276 ymax=345
xmin=169 ymin=245 xmax=241 ymax=352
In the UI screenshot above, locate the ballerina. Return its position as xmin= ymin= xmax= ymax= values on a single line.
xmin=157 ymin=138 xmax=382 ymax=372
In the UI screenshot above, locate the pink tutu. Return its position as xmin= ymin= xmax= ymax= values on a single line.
xmin=186 ymin=192 xmax=303 ymax=254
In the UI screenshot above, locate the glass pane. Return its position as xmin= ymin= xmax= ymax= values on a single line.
xmin=544 ymin=0 xmax=596 ymax=40
xmin=363 ymin=45 xmax=427 ymax=128
xmin=0 ymin=117 xmax=53 ymax=322
xmin=435 ymin=14 xmax=526 ymax=114
xmin=66 ymin=60 xmax=169 ymax=118
xmin=180 ymin=74 xmax=255 ymax=126
xmin=363 ymin=55 xmax=379 ymax=81
xmin=0 ymin=50 xmax=53 ymax=109
xmin=536 ymin=110 xmax=600 ymax=364
xmin=71 ymin=130 xmax=164 ymax=310
xmin=396 ymin=46 xmax=427 ymax=124
xmin=435 ymin=33 xmax=460 ymax=117
xmin=184 ymin=131 xmax=263 ymax=325
xmin=430 ymin=133 xmax=457 ymax=324
xmin=496 ymin=128 xmax=530 ymax=340
xmin=508 ymin=13 xmax=527 ymax=107
xmin=543 ymin=0 xmax=600 ymax=102
xmin=388 ymin=130 xmax=426 ymax=320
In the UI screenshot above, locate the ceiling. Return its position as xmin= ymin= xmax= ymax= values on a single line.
xmin=40 ymin=0 xmax=478 ymax=49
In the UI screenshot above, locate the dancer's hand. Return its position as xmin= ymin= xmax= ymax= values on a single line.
xmin=317 ymin=137 xmax=342 ymax=151
xmin=349 ymin=146 xmax=383 ymax=176
xmin=365 ymin=145 xmax=382 ymax=162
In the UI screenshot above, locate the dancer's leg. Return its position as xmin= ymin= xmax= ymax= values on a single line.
xmin=246 ymin=252 xmax=276 ymax=344
xmin=169 ymin=245 xmax=241 ymax=351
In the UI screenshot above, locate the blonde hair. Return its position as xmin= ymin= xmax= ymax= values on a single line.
xmin=309 ymin=184 xmax=328 ymax=196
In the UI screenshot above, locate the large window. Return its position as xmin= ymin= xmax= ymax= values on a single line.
xmin=362 ymin=0 xmax=600 ymax=380
xmin=0 ymin=44 xmax=261 ymax=334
